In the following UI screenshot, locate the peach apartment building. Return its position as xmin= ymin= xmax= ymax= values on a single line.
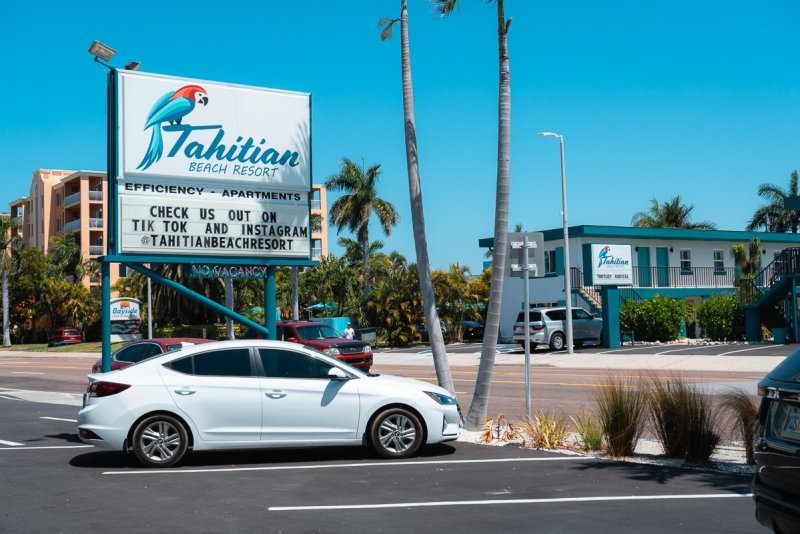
xmin=9 ymin=169 xmax=329 ymax=289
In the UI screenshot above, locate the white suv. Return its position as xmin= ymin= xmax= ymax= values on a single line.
xmin=512 ymin=307 xmax=602 ymax=351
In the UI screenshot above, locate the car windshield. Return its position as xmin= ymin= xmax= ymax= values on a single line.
xmin=516 ymin=311 xmax=542 ymax=322
xmin=296 ymin=325 xmax=342 ymax=340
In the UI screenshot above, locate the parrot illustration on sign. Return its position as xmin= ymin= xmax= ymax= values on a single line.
xmin=597 ymin=245 xmax=611 ymax=268
xmin=137 ymin=85 xmax=209 ymax=171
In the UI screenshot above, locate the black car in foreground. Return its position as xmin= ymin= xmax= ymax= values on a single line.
xmin=753 ymin=349 xmax=800 ymax=533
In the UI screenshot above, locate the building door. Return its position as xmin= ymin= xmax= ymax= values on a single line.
xmin=637 ymin=247 xmax=652 ymax=287
xmin=656 ymin=247 xmax=670 ymax=287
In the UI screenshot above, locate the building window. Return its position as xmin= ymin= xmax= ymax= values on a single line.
xmin=680 ymin=249 xmax=692 ymax=273
xmin=56 ymin=194 xmax=61 ymax=207
xmin=56 ymin=219 xmax=62 ymax=231
xmin=544 ymin=250 xmax=556 ymax=275
xmin=713 ymin=250 xmax=724 ymax=273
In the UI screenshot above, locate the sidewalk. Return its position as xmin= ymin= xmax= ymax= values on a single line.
xmin=374 ymin=350 xmax=786 ymax=374
xmin=0 ymin=348 xmax=786 ymax=374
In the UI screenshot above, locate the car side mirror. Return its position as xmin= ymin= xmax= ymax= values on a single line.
xmin=328 ymin=367 xmax=350 ymax=380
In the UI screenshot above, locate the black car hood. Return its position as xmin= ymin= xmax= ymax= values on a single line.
xmin=765 ymin=348 xmax=800 ymax=385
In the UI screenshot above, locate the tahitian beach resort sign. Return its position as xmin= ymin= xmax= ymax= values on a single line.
xmin=114 ymin=70 xmax=311 ymax=259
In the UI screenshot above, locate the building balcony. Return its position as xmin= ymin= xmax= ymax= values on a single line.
xmin=12 ymin=215 xmax=22 ymax=225
xmin=63 ymin=218 xmax=104 ymax=233
xmin=89 ymin=190 xmax=103 ymax=201
xmin=571 ymin=266 xmax=738 ymax=290
xmin=89 ymin=245 xmax=104 ymax=256
xmin=64 ymin=191 xmax=81 ymax=207
xmin=311 ymin=200 xmax=321 ymax=211
xmin=312 ymin=247 xmax=322 ymax=259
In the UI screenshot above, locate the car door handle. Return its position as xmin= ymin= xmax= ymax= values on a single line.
xmin=174 ymin=389 xmax=196 ymax=396
xmin=265 ymin=391 xmax=287 ymax=399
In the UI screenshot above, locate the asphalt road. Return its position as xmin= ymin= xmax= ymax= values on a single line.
xmin=0 ymin=398 xmax=760 ymax=534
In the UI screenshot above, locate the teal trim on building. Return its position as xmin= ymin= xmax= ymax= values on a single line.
xmin=582 ymin=243 xmax=593 ymax=283
xmin=479 ymin=225 xmax=800 ymax=250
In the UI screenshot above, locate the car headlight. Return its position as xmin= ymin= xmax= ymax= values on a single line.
xmin=323 ymin=347 xmax=341 ymax=356
xmin=424 ymin=391 xmax=458 ymax=405
xmin=363 ymin=345 xmax=371 ymax=353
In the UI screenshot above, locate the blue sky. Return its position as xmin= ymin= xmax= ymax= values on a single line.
xmin=3 ymin=1 xmax=800 ymax=273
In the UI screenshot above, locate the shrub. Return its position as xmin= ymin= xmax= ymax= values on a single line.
xmin=619 ymin=295 xmax=685 ymax=342
xmin=593 ymin=373 xmax=647 ymax=457
xmin=696 ymin=295 xmax=744 ymax=341
xmin=571 ymin=412 xmax=604 ymax=452
xmin=720 ymin=388 xmax=759 ymax=465
xmin=647 ymin=373 xmax=721 ymax=463
xmin=519 ymin=411 xmax=570 ymax=449
xmin=481 ymin=414 xmax=519 ymax=443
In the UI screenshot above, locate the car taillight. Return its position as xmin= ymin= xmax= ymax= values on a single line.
xmin=530 ymin=324 xmax=545 ymax=331
xmin=87 ymin=381 xmax=130 ymax=398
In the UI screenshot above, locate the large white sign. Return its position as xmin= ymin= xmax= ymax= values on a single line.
xmin=115 ymin=71 xmax=312 ymax=259
xmin=591 ymin=244 xmax=633 ymax=285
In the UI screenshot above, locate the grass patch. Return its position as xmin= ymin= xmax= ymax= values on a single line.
xmin=720 ymin=388 xmax=758 ymax=465
xmin=519 ymin=411 xmax=570 ymax=449
xmin=594 ymin=372 xmax=647 ymax=457
xmin=571 ymin=412 xmax=604 ymax=452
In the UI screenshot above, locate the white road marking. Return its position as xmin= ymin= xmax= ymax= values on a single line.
xmin=0 ymin=439 xmax=24 ymax=446
xmin=717 ymin=345 xmax=785 ymax=356
xmin=268 ymin=492 xmax=753 ymax=511
xmin=40 ymin=416 xmax=77 ymax=423
xmin=11 ymin=372 xmax=45 ymax=375
xmin=0 ymin=445 xmax=93 ymax=450
xmin=0 ymin=395 xmax=22 ymax=401
xmin=103 ymin=456 xmax=583 ymax=476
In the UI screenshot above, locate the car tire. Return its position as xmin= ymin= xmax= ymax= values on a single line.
xmin=370 ymin=408 xmax=424 ymax=459
xmin=549 ymin=332 xmax=566 ymax=351
xmin=132 ymin=414 xmax=188 ymax=468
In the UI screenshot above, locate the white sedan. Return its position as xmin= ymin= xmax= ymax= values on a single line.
xmin=78 ymin=340 xmax=461 ymax=467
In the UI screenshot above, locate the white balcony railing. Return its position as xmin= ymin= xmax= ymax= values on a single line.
xmin=89 ymin=218 xmax=103 ymax=229
xmin=311 ymin=200 xmax=321 ymax=210
xmin=312 ymin=247 xmax=322 ymax=259
xmin=89 ymin=190 xmax=103 ymax=201
xmin=89 ymin=245 xmax=104 ymax=256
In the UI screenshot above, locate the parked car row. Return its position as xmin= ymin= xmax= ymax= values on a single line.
xmin=512 ymin=306 xmax=602 ymax=351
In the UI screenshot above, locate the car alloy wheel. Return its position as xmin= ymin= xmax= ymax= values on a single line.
xmin=550 ymin=332 xmax=565 ymax=351
xmin=132 ymin=414 xmax=188 ymax=468
xmin=370 ymin=408 xmax=423 ymax=459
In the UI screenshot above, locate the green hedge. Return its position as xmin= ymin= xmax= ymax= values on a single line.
xmin=696 ymin=295 xmax=744 ymax=341
xmin=619 ymin=295 xmax=685 ymax=342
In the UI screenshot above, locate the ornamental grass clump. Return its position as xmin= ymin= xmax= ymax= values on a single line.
xmin=519 ymin=411 xmax=570 ymax=450
xmin=571 ymin=412 xmax=604 ymax=452
xmin=593 ymin=373 xmax=647 ymax=457
xmin=647 ymin=373 xmax=693 ymax=458
xmin=647 ymin=373 xmax=721 ymax=464
xmin=720 ymin=388 xmax=759 ymax=465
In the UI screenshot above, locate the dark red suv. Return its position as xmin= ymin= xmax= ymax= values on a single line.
xmin=48 ymin=327 xmax=83 ymax=347
xmin=251 ymin=321 xmax=373 ymax=371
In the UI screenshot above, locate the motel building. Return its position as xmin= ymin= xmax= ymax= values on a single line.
xmin=480 ymin=225 xmax=800 ymax=346
xmin=8 ymin=169 xmax=330 ymax=289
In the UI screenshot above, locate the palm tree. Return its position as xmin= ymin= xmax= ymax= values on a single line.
xmin=338 ymin=236 xmax=384 ymax=268
xmin=747 ymin=170 xmax=800 ymax=233
xmin=325 ymin=158 xmax=398 ymax=302
xmin=0 ymin=217 xmax=23 ymax=346
xmin=631 ymin=196 xmax=717 ymax=229
xmin=731 ymin=237 xmax=762 ymax=278
xmin=435 ymin=0 xmax=512 ymax=430
xmin=379 ymin=1 xmax=455 ymax=396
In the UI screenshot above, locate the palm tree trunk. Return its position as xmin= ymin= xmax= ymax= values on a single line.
xmin=2 ymin=270 xmax=10 ymax=347
xmin=400 ymin=0 xmax=455 ymax=395
xmin=464 ymin=0 xmax=511 ymax=430
xmin=291 ymin=267 xmax=299 ymax=320
xmin=362 ymin=231 xmax=372 ymax=301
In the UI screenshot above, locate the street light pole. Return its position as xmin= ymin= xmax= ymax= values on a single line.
xmin=538 ymin=132 xmax=573 ymax=354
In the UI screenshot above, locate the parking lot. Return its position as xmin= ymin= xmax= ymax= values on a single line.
xmin=0 ymin=395 xmax=761 ymax=533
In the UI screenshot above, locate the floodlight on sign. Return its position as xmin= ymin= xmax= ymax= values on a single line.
xmin=88 ymin=41 xmax=116 ymax=62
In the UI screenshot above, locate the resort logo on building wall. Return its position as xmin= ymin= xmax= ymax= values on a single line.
xmin=596 ymin=245 xmax=630 ymax=269
xmin=135 ymin=84 xmax=302 ymax=178
xmin=591 ymin=244 xmax=633 ymax=286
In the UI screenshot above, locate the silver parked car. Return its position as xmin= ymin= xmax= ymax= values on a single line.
xmin=512 ymin=307 xmax=602 ymax=351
